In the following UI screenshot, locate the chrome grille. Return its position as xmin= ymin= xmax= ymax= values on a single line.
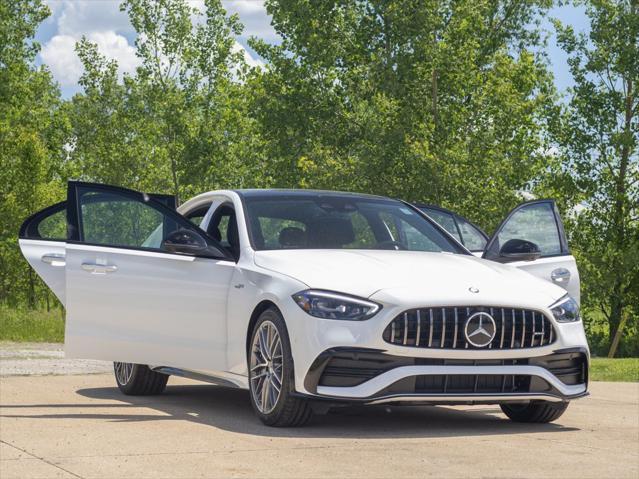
xmin=382 ymin=307 xmax=555 ymax=350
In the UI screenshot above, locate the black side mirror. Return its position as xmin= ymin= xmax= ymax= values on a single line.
xmin=162 ymin=229 xmax=226 ymax=258
xmin=499 ymin=238 xmax=541 ymax=262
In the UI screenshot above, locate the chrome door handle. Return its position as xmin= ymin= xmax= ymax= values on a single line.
xmin=551 ymin=268 xmax=571 ymax=284
xmin=41 ymin=253 xmax=66 ymax=267
xmin=81 ymin=262 xmax=118 ymax=274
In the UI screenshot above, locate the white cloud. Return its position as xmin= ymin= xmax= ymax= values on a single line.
xmin=39 ymin=35 xmax=82 ymax=86
xmin=89 ymin=31 xmax=140 ymax=74
xmin=52 ymin=0 xmax=134 ymax=37
xmin=223 ymin=0 xmax=279 ymax=43
xmin=40 ymin=31 xmax=139 ymax=87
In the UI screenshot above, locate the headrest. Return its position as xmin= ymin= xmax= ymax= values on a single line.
xmin=309 ymin=217 xmax=355 ymax=247
xmin=279 ymin=227 xmax=307 ymax=248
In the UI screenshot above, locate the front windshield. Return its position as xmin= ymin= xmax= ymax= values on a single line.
xmin=243 ymin=194 xmax=466 ymax=253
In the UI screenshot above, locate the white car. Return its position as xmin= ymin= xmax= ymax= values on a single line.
xmin=19 ymin=182 xmax=588 ymax=426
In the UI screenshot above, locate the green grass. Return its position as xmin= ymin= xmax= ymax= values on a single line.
xmin=590 ymin=358 xmax=639 ymax=382
xmin=0 ymin=306 xmax=65 ymax=342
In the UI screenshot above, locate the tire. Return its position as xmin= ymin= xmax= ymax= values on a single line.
xmin=248 ymin=307 xmax=312 ymax=427
xmin=113 ymin=362 xmax=168 ymax=395
xmin=500 ymin=400 xmax=569 ymax=423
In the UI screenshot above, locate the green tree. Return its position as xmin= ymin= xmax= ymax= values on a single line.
xmin=249 ymin=0 xmax=556 ymax=230
xmin=550 ymin=0 xmax=638 ymax=356
xmin=69 ymin=0 xmax=269 ymax=204
xmin=0 ymin=0 xmax=67 ymax=308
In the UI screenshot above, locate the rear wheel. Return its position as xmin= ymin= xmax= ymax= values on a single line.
xmin=500 ymin=400 xmax=569 ymax=423
xmin=113 ymin=362 xmax=168 ymax=395
xmin=248 ymin=308 xmax=312 ymax=427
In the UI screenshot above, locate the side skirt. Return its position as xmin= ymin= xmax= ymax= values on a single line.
xmin=151 ymin=366 xmax=246 ymax=389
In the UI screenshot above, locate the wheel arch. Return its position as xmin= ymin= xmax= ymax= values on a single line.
xmin=246 ymin=300 xmax=281 ymax=355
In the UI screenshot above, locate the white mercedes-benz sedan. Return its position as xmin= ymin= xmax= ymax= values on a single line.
xmin=19 ymin=182 xmax=588 ymax=426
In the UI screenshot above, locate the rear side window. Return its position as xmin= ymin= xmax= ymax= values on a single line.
xmin=19 ymin=202 xmax=67 ymax=241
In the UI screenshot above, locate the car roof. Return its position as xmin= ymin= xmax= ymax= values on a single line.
xmin=233 ymin=189 xmax=390 ymax=200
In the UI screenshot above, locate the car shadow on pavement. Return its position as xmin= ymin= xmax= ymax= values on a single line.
xmin=10 ymin=383 xmax=574 ymax=438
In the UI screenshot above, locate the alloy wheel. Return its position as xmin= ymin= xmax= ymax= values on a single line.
xmin=114 ymin=362 xmax=134 ymax=385
xmin=250 ymin=320 xmax=284 ymax=414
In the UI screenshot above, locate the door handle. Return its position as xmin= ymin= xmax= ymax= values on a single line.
xmin=41 ymin=253 xmax=66 ymax=267
xmin=551 ymin=268 xmax=571 ymax=284
xmin=81 ymin=262 xmax=118 ymax=274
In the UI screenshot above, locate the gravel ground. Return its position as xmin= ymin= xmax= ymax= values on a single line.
xmin=0 ymin=342 xmax=111 ymax=376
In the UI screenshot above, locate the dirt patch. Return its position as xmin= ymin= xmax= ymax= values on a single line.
xmin=0 ymin=342 xmax=111 ymax=376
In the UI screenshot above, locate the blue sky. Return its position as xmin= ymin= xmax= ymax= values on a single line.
xmin=35 ymin=1 xmax=590 ymax=98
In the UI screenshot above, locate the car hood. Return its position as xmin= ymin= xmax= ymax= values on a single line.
xmin=253 ymin=250 xmax=566 ymax=308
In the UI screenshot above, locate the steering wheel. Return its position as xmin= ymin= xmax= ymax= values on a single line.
xmin=375 ymin=240 xmax=408 ymax=250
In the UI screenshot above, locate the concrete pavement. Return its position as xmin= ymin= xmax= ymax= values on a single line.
xmin=1 ymin=373 xmax=638 ymax=479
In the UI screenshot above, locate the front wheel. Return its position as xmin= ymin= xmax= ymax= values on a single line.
xmin=113 ymin=362 xmax=168 ymax=395
xmin=248 ymin=308 xmax=312 ymax=427
xmin=500 ymin=400 xmax=569 ymax=423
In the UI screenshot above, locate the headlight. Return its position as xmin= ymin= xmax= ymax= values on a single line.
xmin=550 ymin=294 xmax=580 ymax=322
xmin=292 ymin=290 xmax=381 ymax=320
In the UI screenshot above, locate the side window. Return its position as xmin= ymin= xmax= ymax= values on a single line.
xmin=456 ymin=217 xmax=487 ymax=251
xmin=74 ymin=187 xmax=212 ymax=255
xmin=419 ymin=207 xmax=461 ymax=242
xmin=80 ymin=191 xmax=168 ymax=248
xmin=491 ymin=203 xmax=562 ymax=257
xmin=38 ymin=209 xmax=67 ymax=239
xmin=19 ymin=202 xmax=67 ymax=241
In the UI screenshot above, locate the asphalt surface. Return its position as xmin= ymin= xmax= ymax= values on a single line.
xmin=0 ymin=347 xmax=638 ymax=479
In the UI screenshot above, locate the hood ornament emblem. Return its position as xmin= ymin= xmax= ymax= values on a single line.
xmin=468 ymin=286 xmax=479 ymax=293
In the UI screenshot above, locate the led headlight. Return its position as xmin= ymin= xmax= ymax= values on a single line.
xmin=292 ymin=290 xmax=381 ymax=320
xmin=550 ymin=294 xmax=580 ymax=322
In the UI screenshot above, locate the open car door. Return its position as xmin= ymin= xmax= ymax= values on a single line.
xmin=19 ymin=182 xmax=235 ymax=371
xmin=483 ymin=200 xmax=580 ymax=304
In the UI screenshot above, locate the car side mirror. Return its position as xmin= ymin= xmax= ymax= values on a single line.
xmin=499 ymin=239 xmax=541 ymax=262
xmin=162 ymin=229 xmax=226 ymax=258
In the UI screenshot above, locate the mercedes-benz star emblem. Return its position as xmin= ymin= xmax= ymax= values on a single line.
xmin=464 ymin=312 xmax=496 ymax=347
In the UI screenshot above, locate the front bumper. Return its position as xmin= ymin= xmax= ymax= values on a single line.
xmin=283 ymin=296 xmax=590 ymax=403
xmin=300 ymin=348 xmax=588 ymax=404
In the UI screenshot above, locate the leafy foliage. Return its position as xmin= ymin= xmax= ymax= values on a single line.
xmin=0 ymin=0 xmax=67 ymax=308
xmin=546 ymin=0 xmax=638 ymax=355
xmin=249 ymin=0 xmax=556 ymax=229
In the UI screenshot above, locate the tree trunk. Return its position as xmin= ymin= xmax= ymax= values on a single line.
xmin=608 ymin=309 xmax=629 ymax=358
xmin=606 ymin=73 xmax=633 ymax=354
